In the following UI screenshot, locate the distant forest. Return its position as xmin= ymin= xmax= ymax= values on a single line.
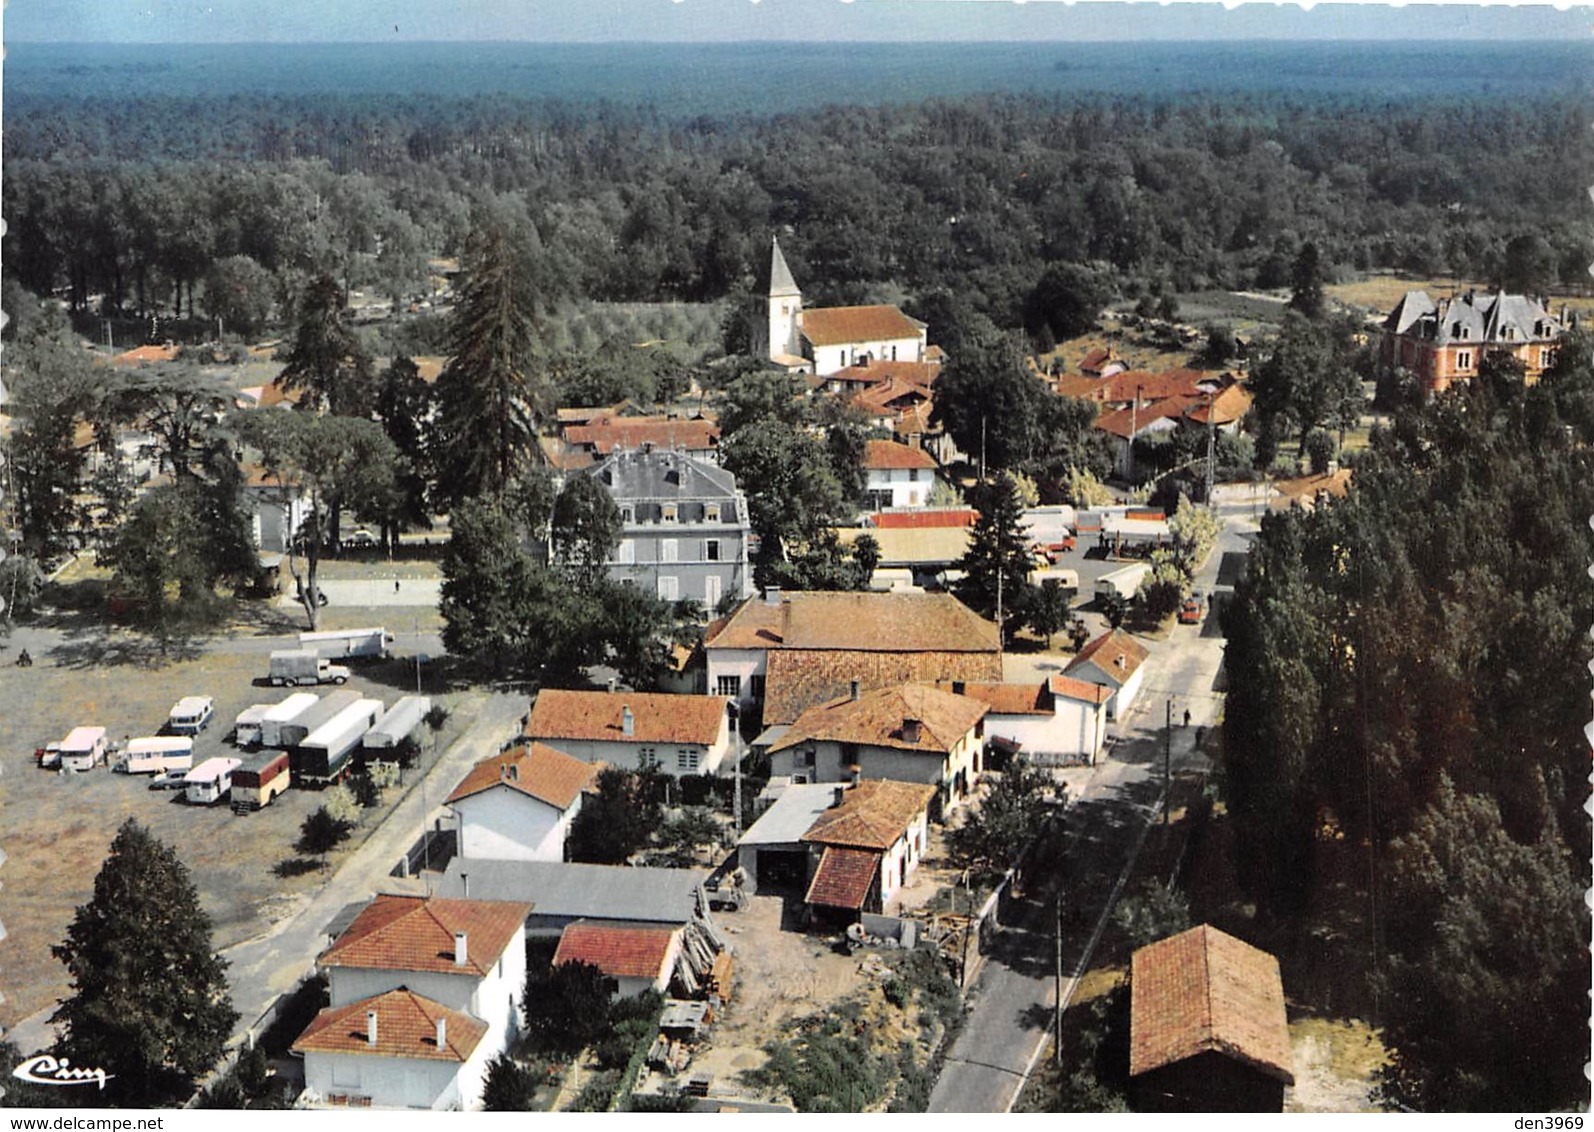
xmin=5 ymin=84 xmax=1591 ymax=336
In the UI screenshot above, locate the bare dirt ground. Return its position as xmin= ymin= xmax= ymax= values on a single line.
xmin=0 ymin=589 xmax=470 ymax=1035
xmin=1285 ymin=1016 xmax=1389 ymax=1113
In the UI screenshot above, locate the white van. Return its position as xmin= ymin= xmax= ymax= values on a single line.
xmin=167 ymin=696 xmax=216 ymax=735
xmin=184 ymin=757 xmax=242 ymax=805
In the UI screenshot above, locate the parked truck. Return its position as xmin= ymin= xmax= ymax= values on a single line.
xmin=298 ymin=627 xmax=394 ymax=660
xmin=165 ymin=695 xmax=215 ymax=735
xmin=232 ymin=703 xmax=274 ymax=747
xmin=59 ymin=726 xmax=109 ymax=771
xmin=258 ymin=692 xmax=320 ymax=748
xmin=292 ymin=697 xmax=383 ymax=786
xmin=278 ymin=689 xmax=361 ymax=750
xmin=362 ymin=695 xmax=432 ymax=752
xmin=118 ymin=737 xmax=195 ymax=775
xmin=231 ymin=750 xmax=292 ymax=813
xmin=184 ymin=756 xmax=242 ymax=805
xmin=269 ymin=648 xmax=350 ymax=687
xmin=1096 ymin=562 xmax=1152 ymax=603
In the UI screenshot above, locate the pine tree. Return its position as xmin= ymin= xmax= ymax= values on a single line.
xmin=953 ymin=474 xmax=1035 ymax=641
xmin=50 ymin=819 xmax=238 ymax=1107
xmin=277 ymin=273 xmax=374 ymax=416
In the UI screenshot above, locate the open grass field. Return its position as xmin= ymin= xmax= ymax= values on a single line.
xmin=1327 ymin=273 xmax=1594 ymax=320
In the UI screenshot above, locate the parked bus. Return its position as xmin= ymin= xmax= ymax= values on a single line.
xmin=231 ymin=751 xmax=291 ymax=813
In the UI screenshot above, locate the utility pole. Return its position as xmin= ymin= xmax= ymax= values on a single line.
xmin=1054 ymin=893 xmax=1065 ymax=1066
xmin=1205 ymin=388 xmax=1217 ymax=505
xmin=1164 ymin=698 xmax=1172 ymax=825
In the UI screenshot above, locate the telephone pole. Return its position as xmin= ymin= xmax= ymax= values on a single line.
xmin=1164 ymin=698 xmax=1173 ymax=825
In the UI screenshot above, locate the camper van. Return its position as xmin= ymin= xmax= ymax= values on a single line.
xmin=119 ymin=737 xmax=195 ymax=775
xmin=59 ymin=727 xmax=109 ymax=771
xmin=184 ymin=757 xmax=242 ymax=806
xmin=166 ymin=696 xmax=215 ymax=735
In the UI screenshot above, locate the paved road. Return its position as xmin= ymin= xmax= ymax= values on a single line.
xmin=928 ymin=505 xmax=1253 ymax=1113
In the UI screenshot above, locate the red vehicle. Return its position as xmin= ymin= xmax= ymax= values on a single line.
xmin=1179 ymin=593 xmax=1205 ymax=625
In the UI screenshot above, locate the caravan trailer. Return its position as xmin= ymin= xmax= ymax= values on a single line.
xmin=59 ymin=727 xmax=109 ymax=771
xmin=184 ymin=757 xmax=242 ymax=805
xmin=119 ymin=737 xmax=195 ymax=775
xmin=231 ymin=751 xmax=292 ymax=813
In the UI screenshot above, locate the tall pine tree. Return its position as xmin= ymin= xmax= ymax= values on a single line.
xmin=50 ymin=819 xmax=238 ymax=1107
xmin=953 ymin=474 xmax=1034 ymax=641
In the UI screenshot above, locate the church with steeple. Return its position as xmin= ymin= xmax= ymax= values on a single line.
xmin=767 ymin=238 xmax=929 ymax=377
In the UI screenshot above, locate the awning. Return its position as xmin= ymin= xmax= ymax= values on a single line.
xmin=804 ymin=846 xmax=880 ymax=911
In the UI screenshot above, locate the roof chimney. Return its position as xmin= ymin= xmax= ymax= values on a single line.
xmin=902 ymin=718 xmax=922 ymax=743
xmin=952 ymin=680 xmax=965 ymax=697
xmin=366 ymin=1009 xmax=379 ymax=1047
xmin=460 ymin=872 xmax=469 ymax=897
xmin=509 ymin=762 xmax=520 ymax=782
xmin=764 ymin=585 xmax=782 ymax=606
xmin=850 ymin=680 xmax=861 ymax=702
xmin=436 ymin=1016 xmax=448 ymax=1050
xmin=621 ymin=705 xmax=635 ymax=737
xmin=454 ymin=931 xmax=468 ymax=968
xmin=833 ymin=784 xmax=847 ymax=807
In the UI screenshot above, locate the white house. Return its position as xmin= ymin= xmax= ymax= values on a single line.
xmin=801 ymin=779 xmax=936 ymax=918
xmin=1065 ymin=630 xmax=1151 ymax=721
xmin=523 ymin=689 xmax=733 ymax=777
xmin=552 ymin=920 xmax=684 ymax=998
xmin=295 ymin=895 xmax=531 ymax=1110
xmin=446 ymin=743 xmax=599 ymax=862
xmin=862 ymin=439 xmax=938 ymax=510
xmin=937 ymin=677 xmax=1113 ymax=766
xmin=767 ymin=239 xmax=928 ymax=377
xmin=767 ymin=683 xmax=988 ymax=816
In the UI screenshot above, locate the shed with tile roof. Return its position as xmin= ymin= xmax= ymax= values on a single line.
xmin=1130 ymin=925 xmax=1295 ymax=1112
xmin=553 ymin=920 xmax=683 ymax=997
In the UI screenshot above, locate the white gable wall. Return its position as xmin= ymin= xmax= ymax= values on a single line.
xmin=810 ymin=333 xmax=926 ymax=377
xmin=303 ymin=1037 xmax=496 ymax=1111
xmin=453 ymin=786 xmax=575 ymax=863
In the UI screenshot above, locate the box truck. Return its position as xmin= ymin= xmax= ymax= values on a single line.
xmin=165 ymin=696 xmax=215 ymax=735
xmin=298 ymin=627 xmax=394 ymax=660
xmin=292 ymin=697 xmax=383 ymax=786
xmin=1096 ymin=562 xmax=1152 ymax=603
xmin=268 ymin=649 xmax=350 ymax=687
xmin=278 ymin=690 xmax=361 ymax=750
xmin=59 ymin=726 xmax=109 ymax=771
xmin=184 ymin=757 xmax=242 ymax=805
xmin=362 ymin=695 xmax=432 ymax=751
xmin=231 ymin=750 xmax=292 ymax=813
xmin=118 ymin=737 xmax=195 ymax=775
xmin=258 ymin=692 xmax=320 ymax=748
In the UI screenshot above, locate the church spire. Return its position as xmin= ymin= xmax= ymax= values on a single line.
xmin=769 ymin=237 xmax=800 ymax=299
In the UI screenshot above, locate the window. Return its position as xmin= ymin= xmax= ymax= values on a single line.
xmin=621 ymin=507 xmax=633 ymax=523
xmin=705 ymin=503 xmax=721 ymax=522
xmin=716 ymin=675 xmax=741 ymax=697
xmin=800 ymin=748 xmax=817 ymax=768
xmin=658 ymin=576 xmax=679 ymax=601
xmin=1540 ymin=348 xmax=1554 ymax=369
xmin=1457 ymin=350 xmax=1473 ymax=370
xmin=908 ymin=469 xmax=920 ymax=482
xmin=705 ymin=574 xmax=722 ymax=610
xmin=677 ymin=748 xmax=699 ymax=772
xmin=705 ymin=539 xmax=720 ymax=561
xmin=638 ymin=748 xmax=659 ymax=770
xmin=662 ymin=504 xmax=678 ymax=523
xmin=616 ymin=539 xmax=635 ymax=565
xmin=661 ymin=540 xmax=678 ymax=564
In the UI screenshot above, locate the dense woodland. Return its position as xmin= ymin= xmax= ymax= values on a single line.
xmin=6 ymin=91 xmax=1591 ymax=332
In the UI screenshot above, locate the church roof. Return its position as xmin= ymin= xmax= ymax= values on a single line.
xmin=800 ymin=306 xmax=926 ymax=348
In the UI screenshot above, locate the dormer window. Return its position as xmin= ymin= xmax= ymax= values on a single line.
xmin=662 ymin=504 xmax=678 ymax=523
xmin=1454 ymin=324 xmax=1470 ymax=340
xmin=705 ymin=503 xmax=720 ymax=523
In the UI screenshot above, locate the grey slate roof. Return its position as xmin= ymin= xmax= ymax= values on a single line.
xmin=738 ymin=783 xmax=843 ymax=848
xmin=586 ymin=447 xmax=749 ymax=526
xmin=1383 ymin=290 xmax=1561 ymax=346
xmin=770 ymin=237 xmax=800 ymax=298
xmin=436 ymin=859 xmax=708 ymax=927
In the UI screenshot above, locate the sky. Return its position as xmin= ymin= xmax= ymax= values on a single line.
xmin=5 ymin=0 xmax=1590 ymax=43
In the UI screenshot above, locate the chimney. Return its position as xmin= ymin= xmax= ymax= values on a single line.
xmin=366 ymin=1009 xmax=379 ymax=1047
xmin=849 ymin=680 xmax=861 ymax=702
xmin=454 ymin=931 xmax=468 ymax=968
xmin=764 ymin=585 xmax=782 ymax=606
xmin=460 ymin=872 xmax=469 ymax=897
xmin=952 ymin=680 xmax=965 ymax=697
xmin=902 ymin=718 xmax=922 ymax=743
xmin=832 ymin=785 xmax=847 ymax=807
xmin=509 ymin=762 xmax=520 ymax=782
xmin=436 ymin=1016 xmax=448 ymax=1050
xmin=607 ymin=676 xmax=617 ymax=693
xmin=621 ymin=706 xmax=635 ymax=737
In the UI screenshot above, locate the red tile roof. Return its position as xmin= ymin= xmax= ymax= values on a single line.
xmin=292 ymin=987 xmax=488 ymax=1063
xmin=1055 ymin=374 xmax=1106 ymax=400
xmin=446 ymin=742 xmax=599 ymax=811
xmin=831 ymin=359 xmax=941 ymax=387
xmin=800 ymin=305 xmax=925 ymax=348
xmin=111 ymin=344 xmax=180 ymax=366
xmin=704 ymin=591 xmax=1000 ymax=655
xmin=863 ymin=439 xmax=936 ymax=471
xmin=805 ymin=846 xmax=881 ymax=910
xmin=870 ymin=509 xmax=977 ymax=529
xmin=1183 ymin=383 xmax=1252 ymax=427
xmin=553 ymin=921 xmax=678 ymax=981
xmin=934 ymin=680 xmax=1052 ymax=716
xmin=562 ymin=416 xmax=720 ymax=455
xmin=802 ymin=780 xmax=936 ymax=851
xmin=319 ymin=895 xmax=531 ymax=978
xmin=1130 ymin=925 xmax=1294 ymax=1084
xmin=1098 ymin=368 xmax=1209 ymax=405
xmin=1080 ymin=346 xmax=1116 ymax=374
xmin=1066 ymin=630 xmax=1150 ymax=686
xmin=852 ymin=376 xmax=933 ymax=416
xmin=763 ymin=649 xmax=1004 ymax=726
xmin=525 ymin=689 xmax=726 ymax=747
xmin=1094 ymin=397 xmax=1195 ymax=440
xmin=770 ymin=683 xmax=988 ymax=756
xmin=1047 ymin=674 xmax=1115 ymax=706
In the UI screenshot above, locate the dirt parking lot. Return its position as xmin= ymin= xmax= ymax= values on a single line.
xmin=0 ymin=609 xmax=462 ymax=1034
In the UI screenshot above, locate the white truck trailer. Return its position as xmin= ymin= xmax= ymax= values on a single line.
xmin=59 ymin=726 xmax=109 ymax=771
xmin=269 ymin=649 xmax=351 ymax=687
xmin=362 ymin=695 xmax=432 ymax=751
xmin=278 ymin=689 xmax=362 ymax=750
xmin=1096 ymin=562 xmax=1152 ymax=602
xmin=184 ymin=756 xmax=242 ymax=805
xmin=258 ymin=692 xmax=321 ymax=748
xmin=298 ymin=627 xmax=394 ymax=660
xmin=292 ymin=697 xmax=383 ymax=786
xmin=119 ymin=737 xmax=195 ymax=775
